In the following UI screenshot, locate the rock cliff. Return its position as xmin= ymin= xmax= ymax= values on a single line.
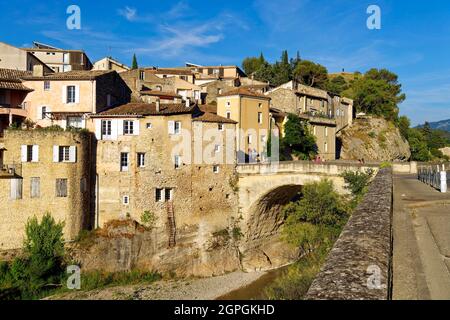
xmin=338 ymin=117 xmax=411 ymax=161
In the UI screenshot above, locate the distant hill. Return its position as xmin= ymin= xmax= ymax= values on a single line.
xmin=416 ymin=119 xmax=450 ymax=132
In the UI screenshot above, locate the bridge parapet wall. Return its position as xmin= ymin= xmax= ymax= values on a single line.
xmin=305 ymin=168 xmax=393 ymax=300
xmin=237 ymin=161 xmax=378 ymax=176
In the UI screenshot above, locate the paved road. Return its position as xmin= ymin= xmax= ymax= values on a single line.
xmin=393 ymin=174 xmax=450 ymax=300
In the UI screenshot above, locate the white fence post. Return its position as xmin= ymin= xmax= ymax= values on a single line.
xmin=440 ymin=164 xmax=447 ymax=193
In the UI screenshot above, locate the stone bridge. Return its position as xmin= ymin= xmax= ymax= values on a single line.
xmin=235 ymin=160 xmax=379 ymax=271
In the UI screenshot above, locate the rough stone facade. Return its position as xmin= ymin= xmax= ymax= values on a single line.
xmin=305 ymin=168 xmax=393 ymax=300
xmin=0 ymin=129 xmax=94 ymax=249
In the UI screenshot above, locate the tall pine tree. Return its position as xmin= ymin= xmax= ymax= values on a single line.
xmin=131 ymin=54 xmax=138 ymax=69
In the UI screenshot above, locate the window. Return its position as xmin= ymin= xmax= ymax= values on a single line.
xmin=101 ymin=120 xmax=112 ymax=138
xmin=10 ymin=178 xmax=23 ymax=200
xmin=180 ymin=75 xmax=187 ymax=81
xmin=123 ymin=195 xmax=129 ymax=205
xmin=56 ymin=179 xmax=68 ymax=197
xmin=214 ymin=145 xmax=221 ymax=153
xmin=165 ymin=188 xmax=173 ymax=201
xmin=313 ymin=126 xmax=316 ymax=135
xmin=258 ymin=103 xmax=262 ymax=108
xmin=213 ymin=165 xmax=219 ymax=173
xmin=247 ymin=135 xmax=252 ymax=144
xmin=53 ymin=146 xmax=76 ymax=163
xmin=155 ymin=188 xmax=163 ymax=202
xmin=174 ymin=121 xmax=181 ymax=134
xmin=324 ymin=142 xmax=328 ymax=153
xmin=21 ymin=145 xmax=39 ymax=163
xmin=325 ymin=127 xmax=328 ymax=137
xmin=59 ymin=146 xmax=70 ymax=162
xmin=137 ymin=153 xmax=145 ymax=167
xmin=168 ymin=121 xmax=181 ymax=134
xmin=217 ymin=88 xmax=222 ymax=95
xmin=44 ymin=81 xmax=50 ymax=91
xmin=146 ymin=123 xmax=153 ymax=129
xmin=226 ymin=101 xmax=231 ymax=107
xmin=30 ymin=177 xmax=40 ymax=198
xmin=218 ymin=123 xmax=224 ymax=131
xmin=123 ymin=120 xmax=134 ymax=135
xmin=226 ymin=111 xmax=231 ymax=119
xmin=67 ymin=116 xmax=83 ymax=129
xmin=258 ymin=112 xmax=263 ymax=124
xmin=41 ymin=106 xmax=47 ymax=120
xmin=139 ymin=71 xmax=145 ymax=80
xmin=174 ymin=155 xmax=181 ymax=169
xmin=213 ymin=69 xmax=220 ymax=75
xmin=66 ymin=86 xmax=76 ymax=103
xmin=120 ymin=152 xmax=129 ymax=171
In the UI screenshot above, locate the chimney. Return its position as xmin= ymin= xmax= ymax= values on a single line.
xmin=33 ymin=64 xmax=44 ymax=77
xmin=185 ymin=97 xmax=190 ymax=108
xmin=156 ymin=98 xmax=160 ymax=112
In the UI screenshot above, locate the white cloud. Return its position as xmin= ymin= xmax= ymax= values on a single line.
xmin=118 ymin=6 xmax=137 ymax=21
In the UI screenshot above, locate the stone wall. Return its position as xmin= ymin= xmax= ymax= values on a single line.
xmin=0 ymin=129 xmax=94 ymax=250
xmin=305 ymin=168 xmax=393 ymax=300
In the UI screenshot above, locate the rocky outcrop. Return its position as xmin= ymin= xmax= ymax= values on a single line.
xmin=338 ymin=117 xmax=411 ymax=161
xmin=68 ymin=219 xmax=241 ymax=277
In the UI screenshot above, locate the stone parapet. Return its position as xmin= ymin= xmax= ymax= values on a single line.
xmin=305 ymin=168 xmax=393 ymax=300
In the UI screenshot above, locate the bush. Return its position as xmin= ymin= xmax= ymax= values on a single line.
xmin=341 ymin=169 xmax=374 ymax=197
xmin=282 ymin=180 xmax=349 ymax=252
xmin=0 ymin=213 xmax=66 ymax=299
xmin=140 ymin=211 xmax=156 ymax=229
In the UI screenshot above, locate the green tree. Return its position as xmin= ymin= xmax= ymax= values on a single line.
xmin=271 ymin=50 xmax=292 ymax=87
xmin=282 ymin=180 xmax=349 ymax=251
xmin=282 ymin=114 xmax=317 ymax=160
xmin=293 ymin=60 xmax=329 ymax=89
xmin=254 ymin=61 xmax=275 ymax=84
xmin=326 ymin=75 xmax=348 ymax=94
xmin=348 ymin=68 xmax=405 ymax=121
xmin=396 ymin=115 xmax=411 ymax=140
xmin=242 ymin=53 xmax=266 ymax=76
xmin=131 ymin=54 xmax=138 ymax=69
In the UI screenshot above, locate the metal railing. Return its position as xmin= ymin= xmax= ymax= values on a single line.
xmin=418 ymin=164 xmax=448 ymax=192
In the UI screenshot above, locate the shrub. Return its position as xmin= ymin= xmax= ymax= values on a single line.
xmin=368 ymin=131 xmax=376 ymax=138
xmin=140 ymin=211 xmax=156 ymax=229
xmin=341 ymin=169 xmax=374 ymax=197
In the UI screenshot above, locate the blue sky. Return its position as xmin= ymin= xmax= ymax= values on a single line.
xmin=1 ymin=0 xmax=449 ymax=125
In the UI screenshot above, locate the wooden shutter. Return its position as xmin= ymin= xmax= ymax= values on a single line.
xmin=53 ymin=146 xmax=59 ymax=162
xmin=30 ymin=177 xmax=40 ymax=198
xmin=111 ymin=120 xmax=118 ymax=140
xmin=10 ymin=178 xmax=23 ymax=200
xmin=118 ymin=120 xmax=124 ymax=136
xmin=32 ymin=145 xmax=39 ymax=162
xmin=94 ymin=119 xmax=101 ymax=139
xmin=69 ymin=146 xmax=77 ymax=163
xmin=62 ymin=86 xmax=67 ymax=103
xmin=75 ymin=85 xmax=80 ymax=103
xmin=21 ymin=145 xmax=27 ymax=162
xmin=168 ymin=121 xmax=175 ymax=134
xmin=134 ymin=120 xmax=140 ymax=135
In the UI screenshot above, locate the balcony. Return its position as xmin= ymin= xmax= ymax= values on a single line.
xmin=299 ymin=111 xmax=336 ymax=126
xmin=0 ymin=163 xmax=22 ymax=179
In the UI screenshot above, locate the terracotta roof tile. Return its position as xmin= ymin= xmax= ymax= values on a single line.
xmin=92 ymin=102 xmax=197 ymax=117
xmin=140 ymin=90 xmax=182 ymax=98
xmin=22 ymin=70 xmax=114 ymax=81
xmin=193 ymin=112 xmax=237 ymax=124
xmin=0 ymin=69 xmax=33 ymax=91
xmin=217 ymin=87 xmax=270 ymax=99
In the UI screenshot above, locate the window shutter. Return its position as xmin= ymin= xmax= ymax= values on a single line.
xmin=38 ymin=106 xmax=43 ymax=120
xmin=32 ymin=145 xmax=39 ymax=162
xmin=53 ymin=145 xmax=59 ymax=162
xmin=111 ymin=120 xmax=118 ymax=140
xmin=75 ymin=85 xmax=80 ymax=103
xmin=62 ymin=86 xmax=67 ymax=103
xmin=118 ymin=120 xmax=124 ymax=136
xmin=95 ymin=119 xmax=102 ymax=139
xmin=134 ymin=120 xmax=140 ymax=135
xmin=69 ymin=146 xmax=77 ymax=163
xmin=168 ymin=121 xmax=175 ymax=134
xmin=21 ymin=145 xmax=27 ymax=162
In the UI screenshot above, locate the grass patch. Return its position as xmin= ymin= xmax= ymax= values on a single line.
xmin=78 ymin=270 xmax=161 ymax=291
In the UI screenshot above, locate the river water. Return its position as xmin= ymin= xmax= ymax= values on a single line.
xmin=216 ymin=265 xmax=291 ymax=300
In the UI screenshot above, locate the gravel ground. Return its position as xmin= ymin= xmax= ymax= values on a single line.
xmin=47 ymin=270 xmax=266 ymax=300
